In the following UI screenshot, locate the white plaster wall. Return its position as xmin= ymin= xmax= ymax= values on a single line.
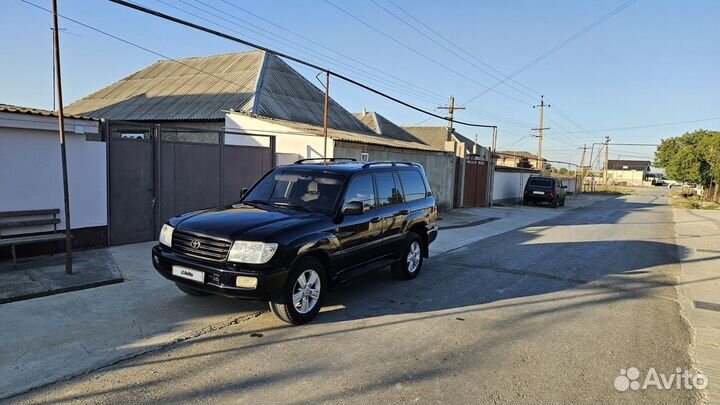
xmin=225 ymin=113 xmax=333 ymax=163
xmin=492 ymin=170 xmax=536 ymax=204
xmin=0 ymin=125 xmax=106 ymax=233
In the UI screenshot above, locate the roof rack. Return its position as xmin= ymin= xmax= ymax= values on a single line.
xmin=294 ymin=157 xmax=357 ymax=164
xmin=361 ymin=161 xmax=420 ymax=169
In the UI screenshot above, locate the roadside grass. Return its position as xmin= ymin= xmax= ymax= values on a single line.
xmin=670 ymin=194 xmax=720 ymax=210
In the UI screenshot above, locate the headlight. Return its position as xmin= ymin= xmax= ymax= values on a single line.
xmin=228 ymin=241 xmax=278 ymax=264
xmin=159 ymin=224 xmax=174 ymax=247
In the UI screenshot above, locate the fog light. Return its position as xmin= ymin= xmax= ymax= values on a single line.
xmin=153 ymin=255 xmax=159 ymax=264
xmin=236 ymin=276 xmax=258 ymax=289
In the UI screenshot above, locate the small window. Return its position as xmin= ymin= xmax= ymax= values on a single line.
xmin=528 ymin=178 xmax=552 ymax=188
xmin=398 ymin=170 xmax=427 ymax=201
xmin=375 ymin=171 xmax=404 ymax=207
xmin=360 ymin=152 xmax=370 ymax=162
xmin=343 ymin=174 xmax=376 ymax=211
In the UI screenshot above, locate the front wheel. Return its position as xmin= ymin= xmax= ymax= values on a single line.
xmin=391 ymin=233 xmax=424 ymax=280
xmin=269 ymin=257 xmax=327 ymax=325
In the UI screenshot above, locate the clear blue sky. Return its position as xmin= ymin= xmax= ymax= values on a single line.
xmin=2 ymin=0 xmax=719 ymax=166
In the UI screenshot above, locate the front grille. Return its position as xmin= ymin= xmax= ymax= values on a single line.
xmin=172 ymin=230 xmax=231 ymax=262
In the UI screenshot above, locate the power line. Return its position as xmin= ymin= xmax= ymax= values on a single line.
xmin=322 ymin=0 xmax=531 ymax=106
xmin=384 ymin=0 xmax=542 ymax=99
xmin=108 ymin=0 xmax=498 ymax=128
xmin=464 ymin=0 xmax=637 ymax=104
xmin=368 ymin=0 xmax=537 ymax=103
xmin=551 ymin=117 xmax=720 ymax=134
xmin=155 ymin=0 xmax=443 ymax=108
xmin=215 ymin=0 xmax=449 ymax=103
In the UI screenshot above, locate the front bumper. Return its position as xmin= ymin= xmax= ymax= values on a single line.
xmin=151 ymin=245 xmax=289 ymax=301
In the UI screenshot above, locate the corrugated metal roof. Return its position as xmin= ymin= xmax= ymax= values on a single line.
xmin=607 ymin=160 xmax=651 ymax=170
xmin=0 ymin=103 xmax=95 ymax=120
xmin=65 ymin=51 xmax=263 ymax=121
xmin=404 ymin=126 xmax=480 ymax=152
xmin=353 ymin=111 xmax=427 ymax=143
xmin=64 ymin=51 xmax=373 ymax=134
xmin=243 ymin=114 xmax=446 ymax=152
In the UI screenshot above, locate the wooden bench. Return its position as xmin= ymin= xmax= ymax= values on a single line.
xmin=0 ymin=209 xmax=67 ymax=265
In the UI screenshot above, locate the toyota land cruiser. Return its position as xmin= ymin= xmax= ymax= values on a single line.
xmin=151 ymin=159 xmax=438 ymax=324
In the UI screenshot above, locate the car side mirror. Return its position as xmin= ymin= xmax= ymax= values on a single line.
xmin=341 ymin=201 xmax=364 ymax=216
xmin=561 ymin=185 xmax=567 ymax=189
xmin=240 ymin=187 xmax=249 ymax=197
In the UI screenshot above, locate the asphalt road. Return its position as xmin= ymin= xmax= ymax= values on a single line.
xmin=10 ymin=189 xmax=703 ymax=405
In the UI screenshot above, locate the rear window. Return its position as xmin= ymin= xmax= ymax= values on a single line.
xmin=374 ymin=171 xmax=404 ymax=207
xmin=398 ymin=170 xmax=427 ymax=202
xmin=527 ymin=178 xmax=553 ymax=188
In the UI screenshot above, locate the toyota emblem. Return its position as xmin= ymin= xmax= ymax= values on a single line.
xmin=190 ymin=239 xmax=202 ymax=250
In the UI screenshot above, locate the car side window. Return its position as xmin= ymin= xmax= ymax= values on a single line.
xmin=374 ymin=171 xmax=404 ymax=207
xmin=398 ymin=170 xmax=427 ymax=201
xmin=343 ymin=174 xmax=376 ymax=212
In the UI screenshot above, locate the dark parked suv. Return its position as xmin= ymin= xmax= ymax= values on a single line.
xmin=152 ymin=159 xmax=438 ymax=324
xmin=522 ymin=176 xmax=567 ymax=208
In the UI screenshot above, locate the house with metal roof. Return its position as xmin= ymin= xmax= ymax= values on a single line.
xmin=65 ymin=50 xmax=370 ymax=134
xmin=353 ymin=109 xmax=425 ymax=144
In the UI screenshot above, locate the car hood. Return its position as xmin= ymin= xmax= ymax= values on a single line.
xmin=174 ymin=204 xmax=324 ymax=241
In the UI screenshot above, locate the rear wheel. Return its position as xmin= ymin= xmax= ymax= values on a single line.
xmin=269 ymin=257 xmax=327 ymax=325
xmin=391 ymin=233 xmax=423 ymax=280
xmin=559 ymin=197 xmax=566 ymax=207
xmin=175 ymin=282 xmax=210 ymax=296
xmin=551 ymin=199 xmax=558 ymax=208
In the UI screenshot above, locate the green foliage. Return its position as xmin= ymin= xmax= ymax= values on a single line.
xmin=654 ymin=130 xmax=720 ymax=185
xmin=558 ymin=167 xmax=569 ymax=175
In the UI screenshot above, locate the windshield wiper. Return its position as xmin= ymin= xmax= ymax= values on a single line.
xmin=271 ymin=202 xmax=314 ymax=212
xmin=240 ymin=199 xmax=272 ymax=207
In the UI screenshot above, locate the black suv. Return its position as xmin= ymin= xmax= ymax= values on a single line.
xmin=152 ymin=159 xmax=438 ymax=324
xmin=522 ymin=176 xmax=567 ymax=208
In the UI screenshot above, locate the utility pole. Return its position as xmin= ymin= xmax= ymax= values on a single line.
xmin=53 ymin=0 xmax=72 ymax=275
xmin=604 ymin=136 xmax=611 ymax=184
xmin=532 ymin=95 xmax=550 ymax=171
xmin=322 ymin=71 xmax=329 ymax=162
xmin=438 ymin=95 xmax=465 ymax=142
xmin=491 ymin=126 xmax=498 ymax=152
xmin=579 ymin=144 xmax=587 ymax=192
xmin=474 ymin=134 xmax=478 ymax=155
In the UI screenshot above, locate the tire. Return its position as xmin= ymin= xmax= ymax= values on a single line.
xmin=175 ymin=282 xmax=211 ymax=296
xmin=391 ymin=233 xmax=424 ymax=280
xmin=559 ymin=197 xmax=566 ymax=207
xmin=269 ymin=257 xmax=327 ymax=325
xmin=522 ymin=199 xmax=529 ymax=206
xmin=551 ymin=199 xmax=558 ymax=208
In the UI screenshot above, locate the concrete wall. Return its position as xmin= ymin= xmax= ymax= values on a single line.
xmin=334 ymin=141 xmax=456 ymax=211
xmin=492 ymin=168 xmax=539 ymax=205
xmin=607 ymin=169 xmax=645 ymax=186
xmin=0 ymin=114 xmax=105 ymax=234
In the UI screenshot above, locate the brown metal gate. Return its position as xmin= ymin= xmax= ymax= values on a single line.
xmin=463 ymin=159 xmax=488 ymax=207
xmin=106 ymin=123 xmax=274 ymax=246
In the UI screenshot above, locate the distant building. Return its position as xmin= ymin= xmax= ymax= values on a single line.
xmin=495 ymin=151 xmax=547 ymax=170
xmin=605 ymin=160 xmax=651 ymax=186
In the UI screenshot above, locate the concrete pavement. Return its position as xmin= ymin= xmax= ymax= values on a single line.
xmin=431 ymin=193 xmax=613 ymax=255
xmin=7 ymin=189 xmax=709 ymax=404
xmin=674 ymin=208 xmax=720 ymax=404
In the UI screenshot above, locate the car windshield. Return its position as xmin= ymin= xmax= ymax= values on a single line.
xmin=242 ymin=168 xmax=345 ymax=214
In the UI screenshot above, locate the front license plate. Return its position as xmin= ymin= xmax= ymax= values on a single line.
xmin=172 ymin=266 xmax=205 ymax=283
xmin=533 ymin=191 xmax=545 ymax=195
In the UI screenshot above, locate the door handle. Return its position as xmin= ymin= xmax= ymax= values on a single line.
xmin=370 ymin=217 xmax=382 ymax=223
xmin=397 ymin=210 xmax=410 ymax=215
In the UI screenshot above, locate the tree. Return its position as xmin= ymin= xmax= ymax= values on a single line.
xmin=655 ymin=130 xmax=720 ymax=185
xmin=558 ymin=167 xmax=569 ymax=175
